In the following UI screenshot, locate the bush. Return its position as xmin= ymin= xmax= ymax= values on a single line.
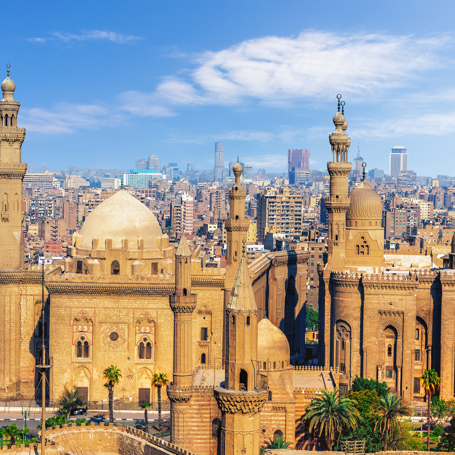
xmin=351 ymin=376 xmax=390 ymax=398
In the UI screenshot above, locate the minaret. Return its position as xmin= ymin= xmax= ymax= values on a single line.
xmin=167 ymin=235 xmax=197 ymax=445
xmin=215 ymin=250 xmax=267 ymax=455
xmin=325 ymin=95 xmax=351 ymax=270
xmin=0 ymin=65 xmax=27 ymax=270
xmin=225 ymin=160 xmax=249 ymax=288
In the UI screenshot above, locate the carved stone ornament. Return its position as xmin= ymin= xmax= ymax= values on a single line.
xmin=214 ymin=388 xmax=267 ymax=415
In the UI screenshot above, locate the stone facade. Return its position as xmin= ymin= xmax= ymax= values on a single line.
xmin=319 ymin=97 xmax=455 ymax=403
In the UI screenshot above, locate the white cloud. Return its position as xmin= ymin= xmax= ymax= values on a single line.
xmin=157 ymin=32 xmax=447 ymax=108
xmin=27 ymin=37 xmax=47 ymax=43
xmin=28 ymin=30 xmax=143 ymax=44
xmin=21 ymin=103 xmax=118 ymax=134
xmin=355 ymin=112 xmax=455 ymax=138
xmin=242 ymin=154 xmax=287 ymax=169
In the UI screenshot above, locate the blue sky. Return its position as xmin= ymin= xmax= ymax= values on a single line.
xmin=3 ymin=0 xmax=455 ymax=175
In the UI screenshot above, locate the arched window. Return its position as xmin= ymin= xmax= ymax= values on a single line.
xmin=239 ymin=369 xmax=248 ymax=391
xmin=83 ymin=341 xmax=89 ymax=358
xmin=415 ymin=328 xmax=419 ymax=340
xmin=139 ymin=342 xmax=145 ymax=359
xmin=201 ymin=353 xmax=206 ymax=364
xmin=231 ymin=315 xmax=235 ymax=325
xmin=4 ymin=114 xmax=8 ymax=126
xmin=111 ymin=260 xmax=120 ymax=275
xmin=268 ymin=390 xmax=272 ymax=401
xmin=273 ymin=361 xmax=276 ymax=369
xmin=246 ymin=316 xmax=250 ymax=326
xmin=341 ymin=339 xmax=345 ymax=350
xmin=281 ymin=361 xmax=284 ymax=368
xmin=235 ymin=215 xmax=239 ymax=220
xmin=387 ymin=344 xmax=392 ymax=357
xmin=183 ymin=288 xmax=187 ymax=296
xmin=146 ymin=342 xmax=152 ymax=359
xmin=212 ymin=418 xmax=221 ymax=438
xmin=274 ymin=430 xmax=283 ymax=441
xmin=76 ymin=341 xmax=82 ymax=358
xmin=151 ymin=263 xmax=158 ymax=275
xmin=263 ymin=362 xmax=266 ymax=370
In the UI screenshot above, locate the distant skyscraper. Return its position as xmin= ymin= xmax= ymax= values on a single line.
xmin=288 ymin=149 xmax=310 ymax=179
xmin=147 ymin=155 xmax=159 ymax=172
xmin=214 ymin=142 xmax=224 ymax=182
xmin=135 ymin=159 xmax=147 ymax=170
xmin=389 ymin=146 xmax=408 ymax=178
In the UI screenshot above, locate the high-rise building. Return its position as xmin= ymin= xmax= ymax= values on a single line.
xmin=288 ymin=149 xmax=310 ymax=178
xmin=214 ymin=142 xmax=224 ymax=182
xmin=289 ymin=167 xmax=310 ymax=185
xmin=257 ymin=188 xmax=303 ymax=242
xmin=147 ymin=155 xmax=159 ymax=171
xmin=171 ymin=193 xmax=194 ymax=233
xmin=135 ymin=159 xmax=147 ymax=170
xmin=389 ymin=146 xmax=408 ymax=177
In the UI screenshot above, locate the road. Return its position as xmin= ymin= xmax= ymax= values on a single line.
xmin=0 ymin=410 xmax=167 ymax=437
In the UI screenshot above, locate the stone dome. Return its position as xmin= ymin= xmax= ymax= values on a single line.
xmin=258 ymin=317 xmax=290 ymax=369
xmin=1 ymin=76 xmax=15 ymax=93
xmin=347 ymin=181 xmax=383 ymax=222
xmin=78 ymin=190 xmax=164 ymax=250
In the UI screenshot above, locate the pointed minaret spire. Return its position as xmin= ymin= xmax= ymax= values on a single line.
xmin=176 ymin=233 xmax=191 ymax=257
xmin=227 ymin=254 xmax=256 ymax=311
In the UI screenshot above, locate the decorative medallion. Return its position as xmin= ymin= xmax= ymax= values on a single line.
xmin=102 ymin=325 xmax=127 ymax=349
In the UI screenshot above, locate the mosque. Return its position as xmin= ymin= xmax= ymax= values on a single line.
xmin=319 ymin=96 xmax=455 ymax=405
xmin=0 ymin=70 xmax=323 ymax=454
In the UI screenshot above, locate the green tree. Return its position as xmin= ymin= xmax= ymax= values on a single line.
xmin=341 ymin=390 xmax=384 ymax=453
xmin=438 ymin=416 xmax=455 ymax=451
xmin=303 ymin=388 xmax=360 ymax=450
xmin=373 ymin=393 xmax=409 ymax=451
xmin=3 ymin=424 xmax=20 ymax=448
xmin=58 ymin=386 xmax=85 ymax=419
xmin=152 ymin=373 xmax=169 ymax=430
xmin=305 ymin=307 xmax=319 ymax=331
xmin=421 ymin=369 xmax=441 ymax=451
xmin=141 ymin=402 xmax=151 ymax=433
xmin=103 ymin=365 xmax=122 ymax=424
xmin=351 ymin=376 xmax=390 ymax=398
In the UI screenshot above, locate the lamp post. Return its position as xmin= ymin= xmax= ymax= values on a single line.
xmin=21 ymin=408 xmax=29 ymax=445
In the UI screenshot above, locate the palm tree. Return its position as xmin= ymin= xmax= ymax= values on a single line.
xmin=151 ymin=373 xmax=169 ymax=430
xmin=103 ymin=365 xmax=122 ymax=423
xmin=422 ymin=369 xmax=441 ymax=451
xmin=262 ymin=435 xmax=292 ymax=450
xmin=303 ymin=388 xmax=359 ymax=450
xmin=141 ymin=402 xmax=151 ymax=433
xmin=373 ymin=393 xmax=409 ymax=450
xmin=3 ymin=424 xmax=20 ymax=448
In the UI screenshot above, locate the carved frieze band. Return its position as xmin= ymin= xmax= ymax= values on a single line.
xmin=215 ymin=389 xmax=267 ymax=415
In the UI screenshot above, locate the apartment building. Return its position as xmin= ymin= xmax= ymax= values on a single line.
xmin=257 ymin=188 xmax=303 ymax=242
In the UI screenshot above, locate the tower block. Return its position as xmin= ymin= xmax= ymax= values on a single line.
xmin=325 ymin=95 xmax=351 ymax=270
xmin=215 ymin=255 xmax=267 ymax=455
xmin=0 ymin=66 xmax=26 ymax=270
xmin=168 ymin=235 xmax=197 ymax=444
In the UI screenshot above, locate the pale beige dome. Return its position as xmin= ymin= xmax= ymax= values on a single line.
xmin=347 ymin=181 xmax=383 ymax=222
xmin=78 ymin=190 xmax=163 ymax=250
xmin=233 ymin=161 xmax=243 ymax=173
xmin=1 ymin=76 xmax=15 ymax=93
xmin=258 ymin=317 xmax=290 ymax=369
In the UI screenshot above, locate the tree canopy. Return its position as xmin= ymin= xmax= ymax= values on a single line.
xmin=351 ymin=376 xmax=390 ymax=398
xmin=305 ymin=307 xmax=319 ymax=331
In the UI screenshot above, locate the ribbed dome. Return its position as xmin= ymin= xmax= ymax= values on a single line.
xmin=347 ymin=181 xmax=383 ymax=222
xmin=78 ymin=190 xmax=164 ymax=250
xmin=258 ymin=317 xmax=290 ymax=368
xmin=1 ymin=76 xmax=15 ymax=93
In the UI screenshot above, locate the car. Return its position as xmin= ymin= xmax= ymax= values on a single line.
xmin=70 ymin=407 xmax=87 ymax=416
xmin=422 ymin=423 xmax=436 ymax=431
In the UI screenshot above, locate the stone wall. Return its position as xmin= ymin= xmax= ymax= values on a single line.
xmin=20 ymin=422 xmax=198 ymax=455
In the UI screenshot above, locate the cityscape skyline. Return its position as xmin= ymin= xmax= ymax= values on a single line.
xmin=3 ymin=0 xmax=455 ymax=175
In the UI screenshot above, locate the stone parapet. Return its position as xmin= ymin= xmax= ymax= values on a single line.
xmin=214 ymin=387 xmax=267 ymax=414
xmin=36 ymin=422 xmax=197 ymax=455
